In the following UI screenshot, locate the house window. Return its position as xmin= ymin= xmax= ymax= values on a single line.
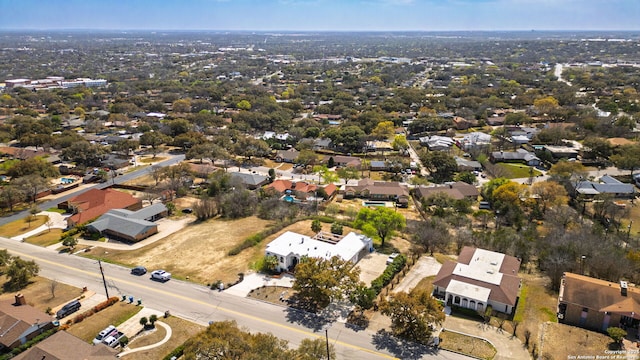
xmin=280 ymin=257 xmax=284 ymax=263
xmin=454 ymin=296 xmax=460 ymax=305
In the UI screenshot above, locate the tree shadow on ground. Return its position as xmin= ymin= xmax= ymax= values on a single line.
xmin=345 ymin=311 xmax=369 ymax=332
xmin=372 ymin=329 xmax=437 ymax=360
xmin=284 ymin=306 xmax=330 ymax=332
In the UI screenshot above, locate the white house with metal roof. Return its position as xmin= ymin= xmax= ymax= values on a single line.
xmin=265 ymin=231 xmax=373 ymax=272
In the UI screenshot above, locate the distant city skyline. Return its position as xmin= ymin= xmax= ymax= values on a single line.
xmin=1 ymin=0 xmax=639 ymax=32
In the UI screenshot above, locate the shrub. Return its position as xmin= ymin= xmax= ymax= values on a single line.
xmin=369 ymin=254 xmax=406 ymax=295
xmin=163 ymin=344 xmax=185 ymax=360
xmin=119 ymin=335 xmax=129 ymax=347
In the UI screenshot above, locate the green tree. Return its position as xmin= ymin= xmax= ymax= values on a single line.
xmin=610 ymin=144 xmax=640 ymax=178
xmin=139 ymin=317 xmax=148 ymax=328
xmin=140 ymin=131 xmax=171 ymax=158
xmin=391 ymin=134 xmax=409 ymax=153
xmin=296 ymin=149 xmax=319 ymax=166
xmin=61 ymin=141 xmax=107 ymax=167
xmin=371 ymin=121 xmax=395 ymax=140
xmin=419 ymin=150 xmax=457 ymax=183
xmin=62 ymin=236 xmax=78 ymax=250
xmin=607 ymin=327 xmax=627 ymax=345
xmin=330 ymin=222 xmax=343 ymax=235
xmin=311 ymin=219 xmax=322 ymax=233
xmin=0 ymin=185 xmax=25 ymax=212
xmin=349 ymin=283 xmax=376 ymax=314
xmin=380 ymin=289 xmax=445 ymax=345
xmin=6 ymin=157 xmax=60 ymax=178
xmin=149 ymin=314 xmax=158 ymax=327
xmin=354 ymin=207 xmax=406 ymax=247
xmin=454 ymin=171 xmax=476 ymax=185
xmin=6 ymin=257 xmax=39 ymax=291
xmin=292 ymin=256 xmax=362 ymax=310
xmin=233 ymin=137 xmax=270 ymax=162
xmin=297 ymin=338 xmax=336 ymax=360
xmin=236 ymin=99 xmax=252 ymax=110
xmin=262 ymin=255 xmax=278 ymax=273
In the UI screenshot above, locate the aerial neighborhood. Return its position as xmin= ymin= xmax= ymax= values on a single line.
xmin=0 ymin=28 xmax=639 ymax=360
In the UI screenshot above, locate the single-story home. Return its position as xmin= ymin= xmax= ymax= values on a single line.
xmin=323 ymin=155 xmax=361 ymax=168
xmin=60 ymin=188 xmax=142 ymax=227
xmin=574 ymin=175 xmax=635 ymax=198
xmin=369 ymin=160 xmax=389 ymax=171
xmin=433 ymin=246 xmax=522 ymax=315
xmin=275 ymin=148 xmax=300 ymax=163
xmin=87 ymin=203 xmax=167 ymax=242
xmin=265 ymin=231 xmax=373 ymax=272
xmin=490 ymin=149 xmax=541 ymax=166
xmin=13 ymin=330 xmax=118 ymax=360
xmin=0 ymin=295 xmax=55 ymax=351
xmin=419 ymin=135 xmax=455 ymax=151
xmin=414 ymin=182 xmax=479 ymax=201
xmin=342 ymin=178 xmax=410 ymax=206
xmin=229 ymin=172 xmax=269 ymax=190
xmin=455 ymin=157 xmax=483 ymax=172
xmin=299 ymin=137 xmax=333 ymax=151
xmin=457 ymin=132 xmax=492 ymax=151
xmin=543 ymin=145 xmax=580 ymax=160
xmin=557 ymin=272 xmax=640 ymax=332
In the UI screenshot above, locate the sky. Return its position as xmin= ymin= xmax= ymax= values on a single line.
xmin=0 ymin=0 xmax=639 ymax=32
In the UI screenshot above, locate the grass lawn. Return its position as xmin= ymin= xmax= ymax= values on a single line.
xmin=46 ymin=207 xmax=67 ymax=214
xmin=495 ymin=163 xmax=542 ymax=179
xmin=0 ymin=276 xmax=82 ymax=313
xmin=0 ymin=215 xmax=48 ymax=237
xmin=121 ymin=316 xmax=205 ymax=360
xmin=410 ymin=275 xmax=435 ymax=294
xmin=66 ymin=302 xmax=142 ymax=342
xmin=440 ymin=330 xmax=497 ymax=360
xmin=139 ymin=156 xmax=167 ymax=164
xmin=25 ymin=228 xmax=62 ymax=247
xmin=127 ymin=323 xmax=167 ymax=349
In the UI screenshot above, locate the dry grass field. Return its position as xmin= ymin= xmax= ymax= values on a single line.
xmin=0 ymin=276 xmax=82 ymax=312
xmin=0 ymin=215 xmax=48 ymax=237
xmin=538 ymin=322 xmax=612 ymax=360
xmin=25 ymin=228 xmax=63 ymax=247
xmin=121 ymin=316 xmax=205 ymax=360
xmin=85 ymin=216 xmax=273 ymax=284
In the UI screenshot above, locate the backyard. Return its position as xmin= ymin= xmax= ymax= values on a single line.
xmin=0 ymin=276 xmax=81 ymax=313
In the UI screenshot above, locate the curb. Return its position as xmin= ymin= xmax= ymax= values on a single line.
xmin=440 ymin=327 xmax=497 ymax=360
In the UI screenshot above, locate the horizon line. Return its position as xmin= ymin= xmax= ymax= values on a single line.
xmin=1 ymin=28 xmax=640 ymax=33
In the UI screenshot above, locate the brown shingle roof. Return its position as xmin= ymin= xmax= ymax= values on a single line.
xmin=433 ymin=247 xmax=521 ymax=307
xmin=13 ymin=331 xmax=118 ymax=360
xmin=560 ymin=272 xmax=640 ymax=317
xmin=64 ymin=189 xmax=141 ymax=225
xmin=0 ymin=300 xmax=52 ymax=349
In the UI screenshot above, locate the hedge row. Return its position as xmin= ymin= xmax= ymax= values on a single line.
xmin=70 ymin=296 xmax=120 ymax=324
xmin=370 ymin=254 xmax=407 ymax=295
xmin=163 ymin=344 xmax=185 ymax=360
xmin=0 ymin=328 xmax=58 ymax=359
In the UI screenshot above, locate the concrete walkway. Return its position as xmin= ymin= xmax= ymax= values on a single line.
xmin=10 ymin=211 xmax=68 ymax=241
xmin=118 ymin=321 xmax=172 ymax=357
xmin=443 ymin=315 xmax=531 ymax=360
xmin=224 ymin=272 xmax=295 ymax=297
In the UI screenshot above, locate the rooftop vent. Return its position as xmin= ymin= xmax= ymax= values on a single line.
xmin=487 ymin=270 xmax=495 ymax=274
xmin=621 ymin=281 xmax=628 ymax=296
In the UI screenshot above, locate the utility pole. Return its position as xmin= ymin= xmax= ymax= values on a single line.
xmin=98 ymin=260 xmax=109 ymax=299
xmin=325 ymin=327 xmax=330 ymax=360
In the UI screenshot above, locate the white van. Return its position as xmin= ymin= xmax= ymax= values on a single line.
xmin=93 ymin=325 xmax=116 ymax=345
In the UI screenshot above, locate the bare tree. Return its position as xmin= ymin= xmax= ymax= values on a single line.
xmin=50 ymin=279 xmax=58 ymax=298
xmin=46 ymin=217 xmax=54 ymax=232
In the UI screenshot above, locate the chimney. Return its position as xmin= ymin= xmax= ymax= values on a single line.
xmin=14 ymin=293 xmax=26 ymax=306
xmin=621 ymin=281 xmax=628 ymax=296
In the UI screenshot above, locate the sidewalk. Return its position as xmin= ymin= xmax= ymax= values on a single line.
xmin=10 ymin=211 xmax=68 ymax=241
xmin=224 ymin=272 xmax=295 ymax=297
xmin=443 ymin=315 xmax=531 ymax=360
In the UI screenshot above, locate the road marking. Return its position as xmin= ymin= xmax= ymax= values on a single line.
xmin=9 ymin=249 xmax=397 ymax=359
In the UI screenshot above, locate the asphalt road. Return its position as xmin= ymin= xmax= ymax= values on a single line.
xmin=0 ymin=154 xmax=185 ymax=227
xmin=0 ymin=237 xmax=471 ymax=360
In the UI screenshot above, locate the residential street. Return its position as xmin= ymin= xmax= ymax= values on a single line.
xmin=0 ymin=237 xmax=472 ymax=360
xmin=0 ymin=154 xmax=185 ymax=227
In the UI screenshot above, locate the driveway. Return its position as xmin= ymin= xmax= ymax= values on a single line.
xmin=356 ymin=252 xmax=388 ymax=285
xmin=394 ymin=256 xmax=442 ymax=294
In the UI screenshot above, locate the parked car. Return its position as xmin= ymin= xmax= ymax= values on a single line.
xmin=151 ymin=269 xmax=171 ymax=281
xmin=56 ymin=299 xmax=81 ymax=319
xmin=102 ymin=330 xmax=125 ymax=348
xmin=131 ymin=266 xmax=147 ymax=276
xmin=93 ymin=325 xmax=117 ymax=345
xmin=386 ymin=253 xmax=400 ymax=265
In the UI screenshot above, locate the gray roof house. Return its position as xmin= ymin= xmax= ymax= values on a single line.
xmin=230 ymin=172 xmax=269 ymax=189
xmin=574 ymin=175 xmax=635 ymax=198
xmin=455 ymin=157 xmax=482 ymax=171
xmin=275 ymin=148 xmax=300 ymax=163
xmin=490 ymin=149 xmax=540 ymax=166
xmin=87 ymin=203 xmax=168 ymax=242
